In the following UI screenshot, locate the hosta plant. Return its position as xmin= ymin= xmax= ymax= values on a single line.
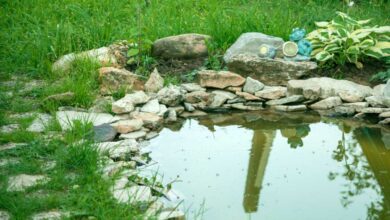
xmin=307 ymin=12 xmax=390 ymax=68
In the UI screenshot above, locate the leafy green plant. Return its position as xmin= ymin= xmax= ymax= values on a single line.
xmin=370 ymin=58 xmax=390 ymax=82
xmin=307 ymin=12 xmax=390 ymax=68
xmin=205 ymin=40 xmax=224 ymax=71
xmin=163 ymin=74 xmax=181 ymax=86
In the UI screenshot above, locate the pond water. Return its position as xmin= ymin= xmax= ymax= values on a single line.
xmin=147 ymin=112 xmax=390 ymax=220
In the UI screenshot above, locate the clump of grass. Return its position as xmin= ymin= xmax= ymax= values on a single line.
xmin=42 ymin=58 xmax=101 ymax=112
xmin=164 ymin=74 xmax=181 ymax=86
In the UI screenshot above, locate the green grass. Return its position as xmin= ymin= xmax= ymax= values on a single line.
xmin=40 ymin=58 xmax=101 ymax=112
xmin=0 ymin=123 xmax=148 ymax=220
xmin=1 ymin=0 xmax=389 ymax=78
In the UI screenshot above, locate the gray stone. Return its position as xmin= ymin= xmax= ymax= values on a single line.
xmin=7 ymin=174 xmax=48 ymax=192
xmin=184 ymin=103 xmax=195 ymax=112
xmin=236 ymin=91 xmax=262 ymax=101
xmin=158 ymin=104 xmax=168 ymax=117
xmin=0 ymin=211 xmax=10 ymax=220
xmin=112 ymin=185 xmax=154 ymax=203
xmin=0 ymin=158 xmax=19 ymax=167
xmin=373 ymin=84 xmax=385 ymax=96
xmin=166 ymin=109 xmax=177 ymax=122
xmin=209 ymin=90 xmax=237 ymax=107
xmin=335 ymin=106 xmax=356 ymax=116
xmin=379 ymin=111 xmax=390 ymax=118
xmin=145 ymin=132 xmax=159 ymax=140
xmin=53 ymin=43 xmax=128 ymax=72
xmin=255 ymin=86 xmax=287 ymax=100
xmin=226 ymin=97 xmax=246 ymax=104
xmin=365 ymin=96 xmax=390 ymax=108
xmin=102 ymin=161 xmax=136 ymax=178
xmin=56 ymin=111 xmax=120 ymax=130
xmin=145 ymin=68 xmax=164 ymax=93
xmin=32 ymin=211 xmax=70 ymax=220
xmin=0 ymin=124 xmax=19 ymax=133
xmin=152 ymin=33 xmax=211 ymax=59
xmin=180 ymin=110 xmax=207 ymax=118
xmin=223 ymin=32 xmax=284 ymax=63
xmin=27 ymin=114 xmax=52 ymax=133
xmin=44 ymin=92 xmax=74 ymax=103
xmin=99 ymin=67 xmax=144 ymax=95
xmin=96 ymin=139 xmax=139 ymax=159
xmin=141 ymin=99 xmax=161 ymax=114
xmin=266 ymin=95 xmax=304 ymax=106
xmin=245 ymin=102 xmax=264 ymax=107
xmin=379 ymin=118 xmax=390 ymax=125
xmin=0 ymin=143 xmax=26 ymax=152
xmin=287 ymin=77 xmax=373 ymax=102
xmin=112 ymin=91 xmax=150 ymax=114
xmin=89 ymin=96 xmax=114 ymax=113
xmin=94 ymin=123 xmax=117 ymax=142
xmin=198 ymin=70 xmax=246 ymax=89
xmin=157 ymin=209 xmax=185 ymax=220
xmin=273 ymin=105 xmax=307 ymax=112
xmin=230 ymin=103 xmax=263 ymax=111
xmin=384 ymin=80 xmax=390 ymax=97
xmin=342 ymin=102 xmax=369 ymax=112
xmin=184 ymin=90 xmax=213 ymax=104
xmin=169 ymin=106 xmax=185 ymax=115
xmin=360 ymin=107 xmax=390 ymax=114
xmin=243 ymin=77 xmax=264 ymax=94
xmin=157 ymin=85 xmax=184 ymax=107
xmin=310 ymin=97 xmax=342 ymax=110
xmin=110 ymin=119 xmax=143 ymax=134
xmin=130 ymin=112 xmax=163 ymax=130
xmin=227 ymin=54 xmax=316 ymax=86
xmin=180 ymin=83 xmax=206 ymax=92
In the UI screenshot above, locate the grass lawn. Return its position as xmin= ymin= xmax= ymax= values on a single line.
xmin=1 ymin=0 xmax=389 ymax=78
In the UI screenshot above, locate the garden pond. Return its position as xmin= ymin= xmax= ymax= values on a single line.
xmin=145 ymin=112 xmax=390 ymax=220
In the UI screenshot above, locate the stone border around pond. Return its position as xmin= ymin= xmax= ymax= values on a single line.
xmin=28 ymin=33 xmax=388 ymax=219
xmin=32 ymin=67 xmax=388 ymax=219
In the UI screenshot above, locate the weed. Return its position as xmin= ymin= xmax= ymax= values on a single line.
xmin=164 ymin=74 xmax=181 ymax=86
xmin=42 ymin=58 xmax=101 ymax=111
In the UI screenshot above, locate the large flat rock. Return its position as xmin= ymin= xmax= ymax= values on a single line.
xmin=198 ymin=70 xmax=245 ymax=89
xmin=223 ymin=32 xmax=284 ymax=63
xmin=56 ymin=111 xmax=120 ymax=130
xmin=287 ymin=77 xmax=373 ymax=102
xmin=226 ymin=54 xmax=317 ymax=86
xmin=152 ymin=33 xmax=211 ymax=59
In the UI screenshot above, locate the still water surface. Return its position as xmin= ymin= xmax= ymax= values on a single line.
xmin=147 ymin=112 xmax=390 ymax=220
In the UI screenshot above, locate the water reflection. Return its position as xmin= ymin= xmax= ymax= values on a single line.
xmin=149 ymin=111 xmax=390 ymax=220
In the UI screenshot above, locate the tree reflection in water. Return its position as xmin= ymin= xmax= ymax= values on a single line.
xmin=329 ymin=123 xmax=387 ymax=220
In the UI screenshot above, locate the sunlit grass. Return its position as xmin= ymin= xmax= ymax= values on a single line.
xmin=0 ymin=0 xmax=389 ymax=78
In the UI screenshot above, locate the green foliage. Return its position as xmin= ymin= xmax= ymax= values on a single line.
xmin=111 ymin=86 xmax=128 ymax=101
xmin=205 ymin=40 xmax=224 ymax=71
xmin=164 ymin=74 xmax=181 ymax=86
xmin=42 ymin=58 xmax=101 ymax=111
xmin=370 ymin=58 xmax=390 ymax=82
xmin=1 ymin=0 xmax=389 ymax=77
xmin=307 ymin=12 xmax=390 ymax=68
xmin=370 ymin=69 xmax=390 ymax=83
xmin=63 ymin=120 xmax=94 ymax=143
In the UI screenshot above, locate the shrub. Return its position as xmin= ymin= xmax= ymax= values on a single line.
xmin=307 ymin=12 xmax=390 ymax=68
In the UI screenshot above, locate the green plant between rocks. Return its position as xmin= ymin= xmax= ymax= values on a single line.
xmin=307 ymin=12 xmax=390 ymax=68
